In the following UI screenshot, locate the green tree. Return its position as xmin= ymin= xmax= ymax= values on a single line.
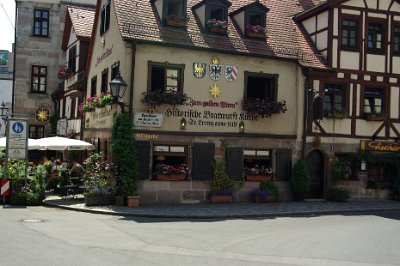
xmin=289 ymin=159 xmax=311 ymax=201
xmin=111 ymin=112 xmax=139 ymax=197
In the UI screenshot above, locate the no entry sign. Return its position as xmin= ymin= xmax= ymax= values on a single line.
xmin=1 ymin=179 xmax=10 ymax=197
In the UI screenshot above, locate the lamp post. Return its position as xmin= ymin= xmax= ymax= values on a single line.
xmin=0 ymin=101 xmax=10 ymax=137
xmin=109 ymin=71 xmax=127 ymax=110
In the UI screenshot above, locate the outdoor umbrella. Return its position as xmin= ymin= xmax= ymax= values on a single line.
xmin=0 ymin=137 xmax=40 ymax=150
xmin=36 ymin=136 xmax=95 ymax=151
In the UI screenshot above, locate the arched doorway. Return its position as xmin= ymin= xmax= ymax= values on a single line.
xmin=306 ymin=150 xmax=325 ymax=199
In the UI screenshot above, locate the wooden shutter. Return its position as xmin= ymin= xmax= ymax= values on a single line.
xmin=275 ymin=149 xmax=292 ymax=181
xmin=192 ymin=143 xmax=215 ymax=180
xmin=135 ymin=141 xmax=150 ymax=180
xmin=226 ymin=147 xmax=243 ymax=179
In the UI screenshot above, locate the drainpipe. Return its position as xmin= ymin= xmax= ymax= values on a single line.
xmin=11 ymin=3 xmax=18 ymax=114
xmin=301 ymin=69 xmax=310 ymax=159
xmin=128 ymin=41 xmax=137 ymax=120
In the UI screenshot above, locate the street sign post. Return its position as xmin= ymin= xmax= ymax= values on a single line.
xmin=7 ymin=119 xmax=28 ymax=160
xmin=1 ymin=179 xmax=10 ymax=207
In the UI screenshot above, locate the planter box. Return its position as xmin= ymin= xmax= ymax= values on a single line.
xmin=245 ymin=175 xmax=272 ymax=182
xmin=166 ymin=18 xmax=187 ymax=28
xmin=209 ymin=27 xmax=227 ymax=34
xmin=157 ymin=174 xmax=186 ymax=181
xmin=247 ymin=31 xmax=265 ymax=39
xmin=210 ymin=195 xmax=232 ymax=204
xmin=84 ymin=195 xmax=115 ymax=206
xmin=365 ymin=113 xmax=388 ymax=121
xmin=251 ymin=195 xmax=275 ymax=203
xmin=127 ymin=196 xmax=140 ymax=207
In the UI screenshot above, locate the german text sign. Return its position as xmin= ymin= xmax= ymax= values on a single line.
xmin=7 ymin=119 xmax=28 ymax=159
xmin=360 ymin=140 xmax=400 ymax=152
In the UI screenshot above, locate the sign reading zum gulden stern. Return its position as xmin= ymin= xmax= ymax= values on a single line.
xmin=360 ymin=140 xmax=400 ymax=152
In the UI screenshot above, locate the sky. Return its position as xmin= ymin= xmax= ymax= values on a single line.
xmin=0 ymin=0 xmax=16 ymax=52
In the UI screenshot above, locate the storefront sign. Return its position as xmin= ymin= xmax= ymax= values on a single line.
xmin=134 ymin=112 xmax=163 ymax=127
xmin=360 ymin=140 xmax=400 ymax=152
xmin=95 ymin=46 xmax=113 ymax=67
xmin=135 ymin=133 xmax=159 ymax=140
xmin=86 ymin=105 xmax=115 ymax=129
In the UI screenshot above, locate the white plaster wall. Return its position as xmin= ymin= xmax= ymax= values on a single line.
xmin=368 ymin=13 xmax=387 ymax=19
xmin=340 ymin=51 xmax=360 ymax=70
xmin=393 ymin=57 xmax=400 ymax=74
xmin=391 ymin=87 xmax=400 ymax=119
xmin=390 ymin=1 xmax=400 ymax=12
xmin=356 ymin=84 xmax=360 ymax=116
xmin=67 ymin=28 xmax=78 ymax=47
xmin=321 ymin=119 xmax=352 ymax=135
xmin=316 ymin=30 xmax=328 ymax=50
xmin=341 ymin=9 xmax=361 ymax=15
xmin=196 ymin=5 xmax=205 ymax=26
xmin=395 ymin=16 xmax=400 ymax=21
xmin=349 ymin=83 xmax=353 ymax=116
xmin=302 ymin=17 xmax=316 ymax=33
xmin=317 ymin=11 xmax=328 ymax=30
xmin=343 ymin=0 xmax=367 ymax=8
xmin=379 ymin=0 xmax=392 ymax=10
xmin=356 ymin=120 xmax=384 ymax=136
xmin=365 ymin=0 xmax=378 ymax=9
xmin=392 ymin=123 xmax=400 ymax=137
xmin=333 ymin=8 xmax=338 ymax=36
xmin=366 ymin=54 xmax=385 ymax=72
xmin=154 ymin=0 xmax=163 ymax=20
xmin=234 ymin=12 xmax=244 ymax=33
xmin=332 ymin=39 xmax=338 ymax=68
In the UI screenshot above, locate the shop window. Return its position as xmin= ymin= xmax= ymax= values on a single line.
xmin=245 ymin=72 xmax=277 ymax=100
xmin=100 ymin=1 xmax=110 ymax=35
xmin=101 ymin=69 xmax=108 ymax=94
xmin=68 ymin=46 xmax=77 ymax=73
xmin=33 ymin=9 xmax=49 ymax=37
xmin=148 ymin=62 xmax=184 ymax=93
xmin=368 ymin=22 xmax=384 ymax=51
xmin=243 ymin=149 xmax=272 ymax=177
xmin=90 ymin=76 xmax=97 ymax=97
xmin=31 ymin=65 xmax=47 ymax=93
xmin=363 ymin=88 xmax=384 ymax=115
xmin=29 ymin=125 xmax=44 ymax=139
xmin=152 ymin=144 xmax=189 ymax=180
xmin=393 ymin=25 xmax=400 ymax=54
xmin=367 ymin=165 xmax=393 ymax=189
xmin=341 ymin=18 xmax=358 ymax=49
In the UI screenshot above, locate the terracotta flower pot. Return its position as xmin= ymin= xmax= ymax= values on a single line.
xmin=210 ymin=195 xmax=232 ymax=204
xmin=157 ymin=174 xmax=185 ymax=181
xmin=126 ymin=196 xmax=140 ymax=207
xmin=245 ymin=175 xmax=272 ymax=182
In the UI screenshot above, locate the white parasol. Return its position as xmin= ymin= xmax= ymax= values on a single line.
xmin=0 ymin=137 xmax=40 ymax=150
xmin=35 ymin=136 xmax=95 ymax=150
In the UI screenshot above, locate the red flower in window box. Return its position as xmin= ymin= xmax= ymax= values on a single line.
xmin=242 ymin=97 xmax=287 ymax=117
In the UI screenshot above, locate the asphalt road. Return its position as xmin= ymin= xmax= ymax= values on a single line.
xmin=1 ymin=206 xmax=400 ymax=266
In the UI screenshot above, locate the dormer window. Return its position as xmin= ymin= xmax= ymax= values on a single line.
xmin=164 ymin=0 xmax=188 ymax=28
xmin=206 ymin=1 xmax=228 ymax=34
xmin=245 ymin=10 xmax=266 ymax=39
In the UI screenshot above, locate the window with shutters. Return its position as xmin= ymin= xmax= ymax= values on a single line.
xmin=152 ymin=144 xmax=189 ymax=180
xmin=275 ymin=149 xmax=292 ymax=181
xmin=192 ymin=143 xmax=214 ymax=180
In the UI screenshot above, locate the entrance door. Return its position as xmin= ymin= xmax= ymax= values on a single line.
xmin=306 ymin=150 xmax=325 ymax=199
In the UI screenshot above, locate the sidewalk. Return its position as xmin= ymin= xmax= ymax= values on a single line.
xmin=42 ymin=195 xmax=400 ymax=219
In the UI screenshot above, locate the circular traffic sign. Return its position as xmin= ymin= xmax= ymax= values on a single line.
xmin=12 ymin=122 xmax=24 ymax=134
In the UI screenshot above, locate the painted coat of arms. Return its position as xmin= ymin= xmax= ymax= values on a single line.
xmin=209 ymin=64 xmax=222 ymax=80
xmin=225 ymin=65 xmax=238 ymax=81
xmin=193 ymin=62 xmax=206 ymax=78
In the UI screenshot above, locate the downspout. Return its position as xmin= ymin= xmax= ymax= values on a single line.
xmin=129 ymin=41 xmax=137 ymax=120
xmin=11 ymin=2 xmax=18 ymax=114
xmin=301 ymin=69 xmax=310 ymax=159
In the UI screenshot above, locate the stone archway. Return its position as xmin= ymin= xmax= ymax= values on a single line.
xmin=306 ymin=150 xmax=325 ymax=199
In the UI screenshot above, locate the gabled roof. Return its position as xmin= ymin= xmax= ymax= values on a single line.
xmin=61 ymin=5 xmax=96 ymax=51
xmin=230 ymin=0 xmax=269 ymax=16
xmin=113 ymin=0 xmax=328 ymax=70
xmin=192 ymin=0 xmax=232 ymax=10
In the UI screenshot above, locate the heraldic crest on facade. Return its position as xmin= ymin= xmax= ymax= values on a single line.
xmin=193 ymin=62 xmax=206 ymax=78
xmin=225 ymin=65 xmax=238 ymax=81
xmin=209 ymin=57 xmax=222 ymax=80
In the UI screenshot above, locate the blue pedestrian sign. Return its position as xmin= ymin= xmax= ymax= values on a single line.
xmin=12 ymin=122 xmax=24 ymax=134
xmin=7 ymin=119 xmax=28 ymax=160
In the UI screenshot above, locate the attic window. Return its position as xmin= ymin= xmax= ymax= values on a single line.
xmin=206 ymin=3 xmax=228 ymax=34
xmin=165 ymin=0 xmax=188 ymax=28
xmin=100 ymin=1 xmax=110 ymax=35
xmin=245 ymin=10 xmax=266 ymax=39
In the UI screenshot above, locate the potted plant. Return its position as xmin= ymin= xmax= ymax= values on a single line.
xmin=82 ymin=152 xmax=115 ymax=206
xmin=166 ymin=15 xmax=189 ymax=27
xmin=57 ymin=66 xmax=74 ymax=80
xmin=209 ymin=161 xmax=235 ymax=203
xmin=289 ymin=159 xmax=311 ymax=201
xmin=243 ymin=165 xmax=273 ymax=181
xmin=245 ymin=24 xmax=266 ymax=38
xmin=207 ymin=19 xmax=227 ymax=33
xmin=112 ymin=112 xmax=140 ymax=207
xmin=154 ymin=162 xmax=189 ymax=181
xmin=242 ymin=98 xmax=287 ymax=117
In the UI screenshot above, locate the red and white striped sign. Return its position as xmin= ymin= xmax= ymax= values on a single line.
xmin=225 ymin=65 xmax=238 ymax=81
xmin=1 ymin=179 xmax=10 ymax=197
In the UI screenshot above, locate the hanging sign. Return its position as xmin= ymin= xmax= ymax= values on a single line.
xmin=193 ymin=63 xmax=206 ymax=78
xmin=225 ymin=65 xmax=238 ymax=81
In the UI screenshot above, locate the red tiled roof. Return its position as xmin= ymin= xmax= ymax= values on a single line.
xmin=68 ymin=6 xmax=96 ymax=39
xmin=113 ymin=0 xmax=328 ymax=70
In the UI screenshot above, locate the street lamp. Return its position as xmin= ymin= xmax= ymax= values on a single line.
xmin=109 ymin=71 xmax=127 ymax=109
xmin=0 ymin=101 xmax=10 ymax=137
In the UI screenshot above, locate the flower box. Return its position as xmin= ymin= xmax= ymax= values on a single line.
xmin=209 ymin=27 xmax=227 ymax=34
xmin=245 ymin=175 xmax=272 ymax=182
xmin=84 ymin=195 xmax=115 ymax=206
xmin=166 ymin=18 xmax=188 ymax=28
xmin=242 ymin=98 xmax=287 ymax=117
xmin=247 ymin=30 xmax=265 ymax=39
xmin=325 ymin=110 xmax=348 ymax=119
xmin=157 ymin=174 xmax=186 ymax=181
xmin=127 ymin=195 xmax=140 ymax=207
xmin=211 ymin=195 xmax=232 ymax=204
xmin=365 ymin=113 xmax=388 ymax=121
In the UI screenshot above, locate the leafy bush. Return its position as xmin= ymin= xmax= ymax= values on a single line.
xmin=331 ymin=159 xmax=351 ymax=182
xmin=25 ymin=191 xmax=42 ymax=206
xmin=326 ymin=188 xmax=350 ymax=202
xmin=260 ymin=180 xmax=280 ymax=201
xmin=210 ymin=161 xmax=234 ymax=195
xmin=289 ymin=159 xmax=311 ymax=201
